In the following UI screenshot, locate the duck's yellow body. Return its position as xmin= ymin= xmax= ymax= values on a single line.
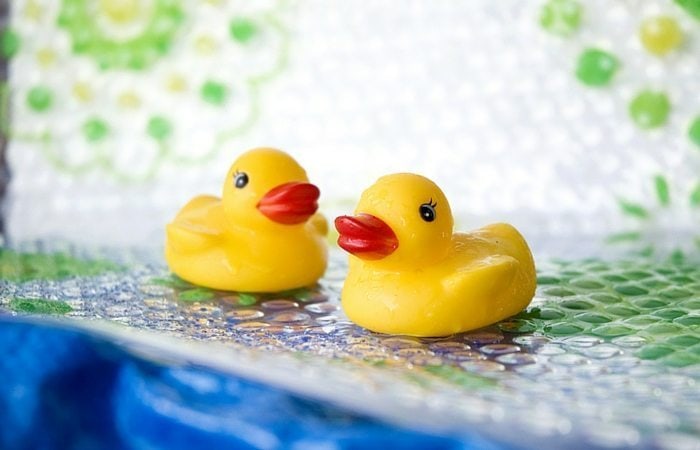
xmin=335 ymin=174 xmax=536 ymax=337
xmin=165 ymin=148 xmax=328 ymax=292
xmin=342 ymin=223 xmax=535 ymax=336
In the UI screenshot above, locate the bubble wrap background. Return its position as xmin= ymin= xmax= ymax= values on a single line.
xmin=6 ymin=0 xmax=700 ymax=250
xmin=3 ymin=245 xmax=700 ymax=449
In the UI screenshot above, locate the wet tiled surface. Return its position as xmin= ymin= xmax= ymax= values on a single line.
xmin=1 ymin=249 xmax=699 ymax=449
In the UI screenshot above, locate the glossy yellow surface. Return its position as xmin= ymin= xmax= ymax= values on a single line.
xmin=165 ymin=148 xmax=328 ymax=292
xmin=337 ymin=173 xmax=536 ymax=337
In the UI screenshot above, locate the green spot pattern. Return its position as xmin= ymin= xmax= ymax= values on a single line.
xmin=9 ymin=298 xmax=73 ymax=315
xmin=690 ymin=182 xmax=700 ymax=207
xmin=27 ymin=86 xmax=53 ymax=112
xmin=178 ymin=288 xmax=216 ymax=302
xmin=629 ymin=90 xmax=671 ymax=130
xmin=618 ymin=200 xmax=649 ymax=219
xmin=237 ymin=293 xmax=258 ymax=306
xmin=57 ymin=0 xmax=185 ymax=71
xmin=606 ymin=232 xmax=642 ymax=243
xmin=201 ymin=80 xmax=228 ymax=105
xmin=229 ymin=18 xmax=258 ymax=43
xmin=147 ymin=116 xmax=173 ymax=140
xmin=424 ymin=365 xmax=497 ymax=389
xmin=689 ymin=116 xmax=700 ymax=149
xmin=674 ymin=0 xmax=700 ymax=21
xmin=150 ymin=274 xmax=192 ymax=289
xmin=0 ymin=248 xmax=121 ymax=282
xmin=83 ymin=117 xmax=109 ymax=142
xmin=520 ymin=259 xmax=700 ymax=367
xmin=539 ymin=0 xmax=582 ymax=37
xmin=654 ymin=175 xmax=671 ymax=206
xmin=575 ymin=48 xmax=619 ymax=87
xmin=0 ymin=28 xmax=21 ymax=58
xmin=151 ymin=276 xmax=321 ymax=307
xmin=278 ymin=287 xmax=316 ymax=302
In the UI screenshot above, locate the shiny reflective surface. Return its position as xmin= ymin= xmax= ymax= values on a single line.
xmin=1 ymin=248 xmax=700 ymax=449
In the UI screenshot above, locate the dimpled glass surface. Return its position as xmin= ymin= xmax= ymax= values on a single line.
xmin=1 ymin=245 xmax=699 ymax=450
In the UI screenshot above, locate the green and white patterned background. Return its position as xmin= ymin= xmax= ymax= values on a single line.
xmin=7 ymin=0 xmax=288 ymax=181
xmin=2 ymin=0 xmax=699 ymax=257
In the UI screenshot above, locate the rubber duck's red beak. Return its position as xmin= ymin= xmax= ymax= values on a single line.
xmin=257 ymin=182 xmax=320 ymax=225
xmin=334 ymin=214 xmax=398 ymax=260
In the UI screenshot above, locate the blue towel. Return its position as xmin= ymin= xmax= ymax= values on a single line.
xmin=0 ymin=317 xmax=509 ymax=450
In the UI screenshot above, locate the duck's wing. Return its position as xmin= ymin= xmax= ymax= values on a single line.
xmin=166 ymin=196 xmax=223 ymax=253
xmin=166 ymin=220 xmax=222 ymax=252
xmin=441 ymin=254 xmax=519 ymax=300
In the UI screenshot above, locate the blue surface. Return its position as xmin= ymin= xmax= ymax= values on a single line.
xmin=0 ymin=317 xmax=511 ymax=450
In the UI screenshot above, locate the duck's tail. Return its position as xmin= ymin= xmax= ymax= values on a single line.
xmin=310 ymin=213 xmax=329 ymax=236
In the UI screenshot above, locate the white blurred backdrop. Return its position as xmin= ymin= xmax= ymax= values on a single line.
xmin=7 ymin=0 xmax=700 ymax=255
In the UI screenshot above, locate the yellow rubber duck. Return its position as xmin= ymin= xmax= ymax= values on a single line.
xmin=165 ymin=148 xmax=328 ymax=292
xmin=335 ymin=173 xmax=536 ymax=337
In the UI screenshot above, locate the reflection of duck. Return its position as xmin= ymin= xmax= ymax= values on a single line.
xmin=335 ymin=173 xmax=536 ymax=336
xmin=166 ymin=148 xmax=327 ymax=292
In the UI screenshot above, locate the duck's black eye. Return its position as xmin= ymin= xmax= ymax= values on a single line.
xmin=234 ymin=172 xmax=249 ymax=189
xmin=419 ymin=203 xmax=436 ymax=222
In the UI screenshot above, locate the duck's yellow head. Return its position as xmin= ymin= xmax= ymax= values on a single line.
xmin=222 ymin=148 xmax=320 ymax=229
xmin=335 ymin=173 xmax=453 ymax=269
